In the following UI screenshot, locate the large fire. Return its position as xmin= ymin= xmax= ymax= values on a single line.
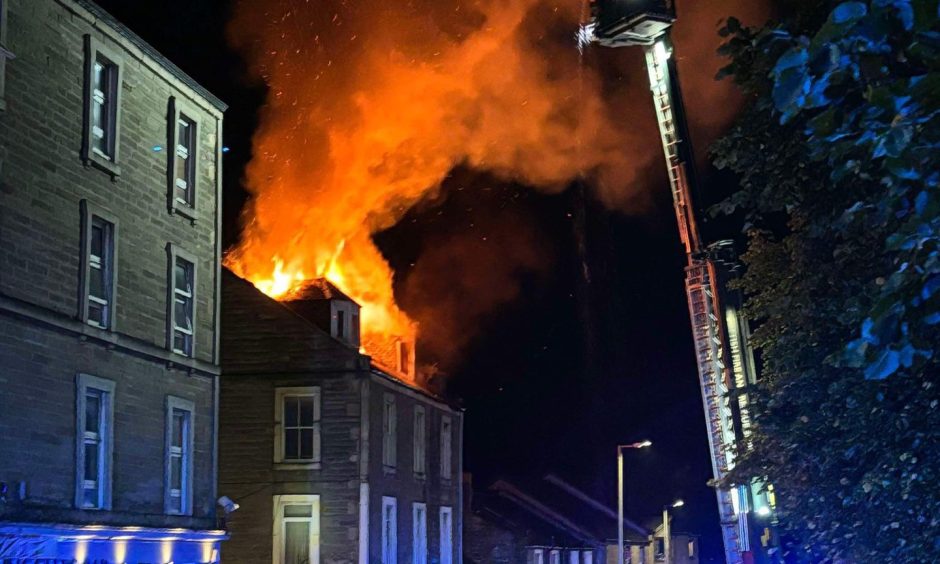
xmin=224 ymin=0 xmax=770 ymax=379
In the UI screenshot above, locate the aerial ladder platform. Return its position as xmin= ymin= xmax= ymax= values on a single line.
xmin=584 ymin=2 xmax=776 ymax=562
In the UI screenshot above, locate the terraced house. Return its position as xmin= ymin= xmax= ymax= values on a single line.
xmin=219 ymin=270 xmax=464 ymax=564
xmin=0 ymin=0 xmax=226 ymax=561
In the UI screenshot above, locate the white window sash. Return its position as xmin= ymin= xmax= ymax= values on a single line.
xmin=274 ymin=387 xmax=322 ymax=465
xmin=383 ymin=395 xmax=397 ymax=468
xmin=75 ymin=374 xmax=114 ymax=510
xmin=382 ymin=497 xmax=398 ymax=564
xmin=439 ymin=507 xmax=453 ymax=564
xmin=440 ymin=416 xmax=452 ymax=480
xmin=165 ymin=397 xmax=194 ymax=515
xmin=413 ymin=407 xmax=426 ymax=476
xmin=273 ymin=495 xmax=320 ymax=564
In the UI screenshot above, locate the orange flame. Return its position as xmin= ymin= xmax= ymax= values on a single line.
xmin=224 ymin=0 xmax=769 ymax=380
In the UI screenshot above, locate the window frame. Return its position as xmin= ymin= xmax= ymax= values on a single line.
xmin=272 ymin=494 xmax=321 ymax=564
xmin=582 ymin=550 xmax=594 ymax=564
xmin=413 ymin=405 xmax=426 ymax=479
xmin=412 ymin=502 xmax=427 ymax=564
xmin=549 ymin=550 xmax=561 ymax=564
xmin=166 ymin=244 xmax=198 ymax=358
xmin=438 ymin=506 xmax=453 ymax=564
xmin=81 ymin=35 xmax=123 ymax=177
xmin=79 ymin=200 xmax=119 ymax=331
xmin=439 ymin=415 xmax=453 ymax=481
xmin=532 ymin=549 xmax=545 ymax=564
xmin=74 ymin=373 xmax=115 ymax=510
xmin=164 ymin=395 xmax=195 ymax=515
xmin=0 ymin=0 xmax=10 ymax=111
xmin=330 ymin=300 xmax=360 ymax=347
xmin=273 ymin=386 xmax=322 ymax=468
xmin=382 ymin=496 xmax=398 ymax=564
xmin=167 ymin=96 xmax=200 ymax=218
xmin=382 ymin=393 xmax=397 ymax=471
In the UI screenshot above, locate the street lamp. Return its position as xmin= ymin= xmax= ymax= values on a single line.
xmin=617 ymin=441 xmax=651 ymax=564
xmin=662 ymin=499 xmax=684 ymax=564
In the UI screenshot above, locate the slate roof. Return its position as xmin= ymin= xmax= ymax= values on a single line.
xmin=220 ymin=268 xmax=364 ymax=375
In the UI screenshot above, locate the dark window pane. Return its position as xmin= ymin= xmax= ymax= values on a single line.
xmin=284 ymin=397 xmax=298 ymax=427
xmin=337 ymin=310 xmax=345 ymax=338
xmin=172 ymin=411 xmax=184 ymax=447
xmin=174 ymin=331 xmax=191 ymax=354
xmin=84 ymin=443 xmax=98 ymax=480
xmin=284 ymin=504 xmax=312 ymax=518
xmin=171 ymin=457 xmax=182 ymax=489
xmin=299 ymin=397 xmax=314 ymax=426
xmin=90 ymin=224 xmax=103 ymax=258
xmin=83 ymin=485 xmax=99 ymax=508
xmin=89 ymin=266 xmax=105 ymax=299
xmin=85 ymin=394 xmax=100 ymax=433
xmin=284 ymin=428 xmax=299 ymax=460
xmin=174 ymin=298 xmax=191 ymax=329
xmin=300 ymin=429 xmax=314 ymax=460
xmin=88 ymin=301 xmax=105 ymax=327
xmin=175 ymin=259 xmax=191 ymax=292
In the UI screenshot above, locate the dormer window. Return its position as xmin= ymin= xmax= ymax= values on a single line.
xmin=396 ymin=340 xmax=410 ymax=374
xmin=331 ymin=300 xmax=360 ymax=347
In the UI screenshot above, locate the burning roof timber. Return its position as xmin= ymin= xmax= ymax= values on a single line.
xmin=221 ymin=269 xmax=427 ymax=393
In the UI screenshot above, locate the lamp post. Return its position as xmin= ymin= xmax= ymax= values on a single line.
xmin=662 ymin=499 xmax=684 ymax=564
xmin=617 ymin=440 xmax=651 ymax=564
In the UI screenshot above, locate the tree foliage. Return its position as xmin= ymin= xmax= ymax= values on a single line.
xmin=711 ymin=1 xmax=940 ymax=561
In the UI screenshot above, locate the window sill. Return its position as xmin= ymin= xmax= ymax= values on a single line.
xmin=383 ymin=465 xmax=397 ymax=477
xmin=274 ymin=462 xmax=322 ymax=471
xmin=170 ymin=202 xmax=197 ymax=224
xmin=83 ymin=152 xmax=121 ymax=180
xmin=414 ymin=472 xmax=426 ymax=482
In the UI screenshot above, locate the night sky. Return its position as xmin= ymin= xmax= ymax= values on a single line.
xmin=94 ymin=1 xmax=756 ymax=560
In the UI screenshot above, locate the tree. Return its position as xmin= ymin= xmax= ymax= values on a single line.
xmin=711 ymin=1 xmax=940 ymax=561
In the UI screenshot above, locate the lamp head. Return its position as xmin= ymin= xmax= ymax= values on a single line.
xmin=671 ymin=499 xmax=685 ymax=508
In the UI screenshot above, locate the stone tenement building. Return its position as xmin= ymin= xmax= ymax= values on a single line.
xmin=220 ymin=270 xmax=464 ymax=564
xmin=0 ymin=0 xmax=226 ymax=561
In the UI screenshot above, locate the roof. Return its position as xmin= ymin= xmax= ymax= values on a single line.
xmin=285 ymin=278 xmax=358 ymax=304
xmin=221 ymin=269 xmax=363 ymax=374
xmin=72 ymin=0 xmax=228 ymax=112
xmin=471 ymin=476 xmax=650 ymax=548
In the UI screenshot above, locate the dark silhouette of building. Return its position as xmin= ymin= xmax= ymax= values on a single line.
xmin=219 ymin=270 xmax=463 ymax=564
xmin=0 ymin=0 xmax=227 ymax=561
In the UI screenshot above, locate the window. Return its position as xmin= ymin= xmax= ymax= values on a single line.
xmin=274 ymin=387 xmax=322 ymax=465
xmin=0 ymin=0 xmax=10 ymax=110
xmin=331 ymin=301 xmax=360 ymax=347
xmin=80 ymin=202 xmax=117 ymax=330
xmin=383 ymin=394 xmax=397 ymax=469
xmin=549 ymin=550 xmax=561 ymax=564
xmin=165 ymin=396 xmax=194 ymax=515
xmin=167 ymin=97 xmax=199 ymax=214
xmin=440 ymin=415 xmax=452 ymax=480
xmin=75 ymin=374 xmax=114 ymax=510
xmin=413 ymin=406 xmax=426 ymax=477
xmin=655 ymin=537 xmax=665 ymax=561
xmin=396 ymin=340 xmax=410 ymax=374
xmin=582 ymin=551 xmax=593 ymax=564
xmin=412 ymin=503 xmax=427 ymax=564
xmin=439 ymin=506 xmax=453 ymax=564
xmin=532 ymin=549 xmax=545 ymax=564
xmin=167 ymin=245 xmax=196 ymax=357
xmin=82 ymin=36 xmax=122 ymax=175
xmin=569 ymin=551 xmax=580 ymax=564
xmin=382 ymin=496 xmax=397 ymax=564
xmin=688 ymin=539 xmax=696 ymax=559
xmin=273 ymin=495 xmax=320 ymax=564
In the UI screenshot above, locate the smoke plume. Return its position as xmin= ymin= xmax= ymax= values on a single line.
xmin=225 ymin=0 xmax=769 ymax=372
